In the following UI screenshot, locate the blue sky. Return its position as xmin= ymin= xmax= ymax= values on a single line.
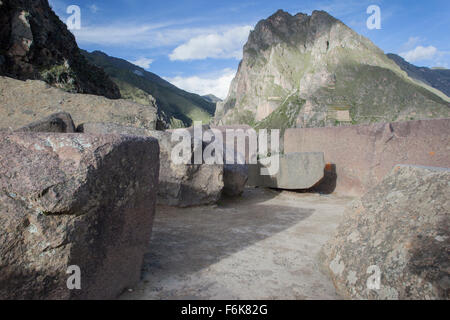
xmin=49 ymin=0 xmax=450 ymax=98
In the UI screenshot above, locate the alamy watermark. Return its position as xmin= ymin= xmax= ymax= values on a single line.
xmin=366 ymin=5 xmax=381 ymax=30
xmin=170 ymin=122 xmax=280 ymax=176
xmin=66 ymin=265 xmax=81 ymax=290
xmin=366 ymin=265 xmax=381 ymax=290
xmin=63 ymin=5 xmax=381 ymax=35
xmin=66 ymin=5 xmax=81 ymax=30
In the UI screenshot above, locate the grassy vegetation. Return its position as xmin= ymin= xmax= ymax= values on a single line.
xmin=254 ymin=95 xmax=305 ymax=134
xmin=235 ymin=109 xmax=258 ymax=127
xmin=328 ymin=62 xmax=450 ymax=123
xmin=40 ymin=63 xmax=78 ymax=93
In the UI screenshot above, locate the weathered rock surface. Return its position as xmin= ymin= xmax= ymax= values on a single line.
xmin=284 ymin=118 xmax=450 ymax=196
xmin=0 ymin=0 xmax=120 ymax=98
xmin=15 ymin=112 xmax=75 ymax=133
xmin=148 ymin=130 xmax=224 ymax=207
xmin=0 ymin=76 xmax=157 ymax=130
xmin=320 ymin=165 xmax=450 ymax=300
xmin=212 ymin=125 xmax=254 ymax=196
xmin=0 ymin=132 xmax=160 ymax=299
xmin=248 ymin=152 xmax=325 ymax=190
xmin=80 ymin=123 xmax=224 ymax=207
xmin=77 ymin=122 xmax=150 ymax=136
xmin=223 ymin=164 xmax=248 ymax=197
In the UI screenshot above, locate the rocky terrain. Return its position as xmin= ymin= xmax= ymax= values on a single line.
xmin=0 ymin=0 xmax=120 ymax=98
xmin=387 ymin=53 xmax=450 ymax=98
xmin=0 ymin=0 xmax=448 ymax=301
xmin=320 ymin=165 xmax=449 ymax=300
xmin=15 ymin=111 xmax=76 ymax=133
xmin=214 ymin=10 xmax=450 ymax=129
xmin=2 ymin=112 xmax=448 ymax=300
xmin=0 ymin=76 xmax=158 ymax=130
xmin=82 ymin=50 xmax=216 ymax=129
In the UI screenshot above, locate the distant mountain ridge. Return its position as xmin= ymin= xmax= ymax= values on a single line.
xmin=202 ymin=94 xmax=223 ymax=104
xmin=82 ymin=50 xmax=216 ymax=128
xmin=214 ymin=10 xmax=449 ymax=130
xmin=387 ymin=53 xmax=450 ymax=97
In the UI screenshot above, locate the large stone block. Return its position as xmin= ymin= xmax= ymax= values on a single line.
xmin=80 ymin=123 xmax=224 ymax=207
xmin=213 ymin=125 xmax=253 ymax=196
xmin=248 ymin=152 xmax=325 ymax=190
xmin=223 ymin=164 xmax=248 ymax=197
xmin=0 ymin=133 xmax=159 ymax=299
xmin=320 ymin=165 xmax=450 ymax=300
xmin=149 ymin=130 xmax=223 ymax=207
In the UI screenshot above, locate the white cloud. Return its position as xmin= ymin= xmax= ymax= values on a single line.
xmin=129 ymin=57 xmax=154 ymax=69
xmin=89 ymin=4 xmax=99 ymax=13
xmin=169 ymin=25 xmax=252 ymax=61
xmin=164 ymin=68 xmax=236 ymax=99
xmin=73 ymin=24 xmax=171 ymax=47
xmin=71 ymin=23 xmax=246 ymax=50
xmin=400 ymin=46 xmax=438 ymax=62
xmin=404 ymin=36 xmax=420 ymax=49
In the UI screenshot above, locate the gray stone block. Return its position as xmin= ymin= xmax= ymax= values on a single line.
xmin=248 ymin=152 xmax=325 ymax=190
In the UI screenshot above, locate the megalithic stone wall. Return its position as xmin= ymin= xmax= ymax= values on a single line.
xmin=284 ymin=119 xmax=450 ymax=196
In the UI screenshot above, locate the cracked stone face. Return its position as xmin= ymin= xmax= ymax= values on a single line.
xmin=320 ymin=165 xmax=450 ymax=300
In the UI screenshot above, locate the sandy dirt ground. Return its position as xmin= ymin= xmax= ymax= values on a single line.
xmin=120 ymin=188 xmax=354 ymax=300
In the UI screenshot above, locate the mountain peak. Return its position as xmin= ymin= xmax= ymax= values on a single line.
xmin=267 ymin=9 xmax=334 ymax=21
xmin=215 ymin=9 xmax=449 ymax=128
xmin=268 ymin=9 xmax=292 ymax=20
xmin=311 ymin=10 xmax=335 ymax=17
xmin=248 ymin=9 xmax=346 ymax=49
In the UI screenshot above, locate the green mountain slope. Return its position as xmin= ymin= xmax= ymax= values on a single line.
xmin=82 ymin=50 xmax=216 ymax=128
xmin=214 ymin=10 xmax=450 ymax=129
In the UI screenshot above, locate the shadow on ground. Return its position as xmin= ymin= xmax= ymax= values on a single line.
xmin=143 ymin=188 xmax=314 ymax=277
xmin=121 ymin=187 xmax=351 ymax=299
